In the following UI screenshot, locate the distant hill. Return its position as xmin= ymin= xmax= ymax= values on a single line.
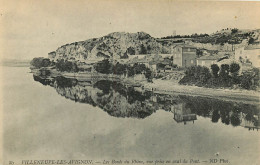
xmin=160 ymin=28 xmax=260 ymax=45
xmin=50 ymin=32 xmax=171 ymax=62
xmin=0 ymin=59 xmax=30 ymax=67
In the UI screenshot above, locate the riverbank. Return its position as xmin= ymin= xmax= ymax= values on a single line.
xmin=142 ymin=79 xmax=260 ymax=104
xmin=31 ymin=68 xmax=259 ymax=104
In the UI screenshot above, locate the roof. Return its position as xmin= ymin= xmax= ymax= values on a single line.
xmin=173 ymin=44 xmax=196 ymax=49
xmin=217 ymin=59 xmax=240 ymax=65
xmin=245 ymin=44 xmax=260 ymax=50
xmin=159 ymin=54 xmax=172 ymax=58
xmin=197 ymin=55 xmax=221 ymax=60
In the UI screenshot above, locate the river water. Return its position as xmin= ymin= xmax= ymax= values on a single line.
xmin=1 ymin=67 xmax=260 ymax=165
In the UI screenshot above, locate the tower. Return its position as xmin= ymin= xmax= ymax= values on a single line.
xmin=173 ymin=30 xmax=176 ymax=37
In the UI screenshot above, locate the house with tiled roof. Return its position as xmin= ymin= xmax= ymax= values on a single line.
xmin=196 ymin=54 xmax=221 ymax=68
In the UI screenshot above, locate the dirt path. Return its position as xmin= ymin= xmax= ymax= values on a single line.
xmin=143 ymin=79 xmax=260 ymax=104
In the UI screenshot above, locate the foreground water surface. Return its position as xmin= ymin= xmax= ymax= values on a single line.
xmin=2 ymin=67 xmax=260 ymax=165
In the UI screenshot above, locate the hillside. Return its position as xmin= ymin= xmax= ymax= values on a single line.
xmin=159 ymin=28 xmax=260 ymax=46
xmin=48 ymin=29 xmax=260 ymax=62
xmin=192 ymin=28 xmax=260 ymax=45
xmin=49 ymin=32 xmax=171 ymax=62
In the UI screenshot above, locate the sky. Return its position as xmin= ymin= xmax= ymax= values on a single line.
xmin=0 ymin=0 xmax=260 ymax=60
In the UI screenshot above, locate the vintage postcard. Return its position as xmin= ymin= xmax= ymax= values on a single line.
xmin=0 ymin=0 xmax=259 ymax=165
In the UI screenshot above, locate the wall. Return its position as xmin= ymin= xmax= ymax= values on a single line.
xmin=197 ymin=59 xmax=216 ymax=68
xmin=172 ymin=47 xmax=182 ymax=67
xmin=182 ymin=52 xmax=197 ymax=67
xmin=235 ymin=47 xmax=260 ymax=67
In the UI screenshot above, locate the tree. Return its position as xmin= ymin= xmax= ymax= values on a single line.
xmin=127 ymin=47 xmax=135 ymax=55
xmin=113 ymin=62 xmax=127 ymax=75
xmin=121 ymin=52 xmax=129 ymax=59
xmin=240 ymin=72 xmax=253 ymax=90
xmin=94 ymin=59 xmax=112 ymax=74
xmin=219 ymin=64 xmax=230 ymax=77
xmin=230 ymin=63 xmax=240 ymax=74
xmin=56 ymin=59 xmax=79 ymax=72
xmin=145 ymin=68 xmax=152 ymax=82
xmin=140 ymin=44 xmax=147 ymax=54
xmin=198 ymin=66 xmax=211 ymax=84
xmin=212 ymin=110 xmax=220 ymax=123
xmin=248 ymin=37 xmax=255 ymax=44
xmin=230 ymin=113 xmax=241 ymax=126
xmin=211 ymin=64 xmax=220 ymax=78
xmin=231 ymin=28 xmax=238 ymax=34
xmin=133 ymin=63 xmax=146 ymax=75
xmin=230 ymin=63 xmax=240 ymax=84
xmin=219 ymin=64 xmax=231 ymax=87
xmin=30 ymin=57 xmax=51 ymax=68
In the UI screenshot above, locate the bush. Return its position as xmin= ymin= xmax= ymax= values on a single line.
xmin=179 ymin=66 xmax=211 ymax=85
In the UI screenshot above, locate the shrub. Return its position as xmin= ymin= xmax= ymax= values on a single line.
xmin=179 ymin=66 xmax=211 ymax=85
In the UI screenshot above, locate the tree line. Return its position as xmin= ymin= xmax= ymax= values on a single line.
xmin=179 ymin=63 xmax=259 ymax=90
xmin=30 ymin=58 xmax=153 ymax=81
xmin=94 ymin=59 xmax=152 ymax=81
xmin=30 ymin=57 xmax=79 ymax=72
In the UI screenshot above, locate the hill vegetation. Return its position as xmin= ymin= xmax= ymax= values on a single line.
xmin=160 ymin=28 xmax=259 ymax=45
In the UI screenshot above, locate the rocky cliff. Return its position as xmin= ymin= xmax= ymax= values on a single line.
xmin=49 ymin=32 xmax=171 ymax=62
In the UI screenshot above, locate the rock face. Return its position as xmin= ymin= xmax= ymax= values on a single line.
xmin=48 ymin=32 xmax=171 ymax=62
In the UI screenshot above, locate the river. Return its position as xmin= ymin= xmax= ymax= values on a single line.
xmin=1 ymin=66 xmax=259 ymax=165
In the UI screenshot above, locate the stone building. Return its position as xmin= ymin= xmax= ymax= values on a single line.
xmin=235 ymin=44 xmax=260 ymax=68
xmin=172 ymin=45 xmax=197 ymax=67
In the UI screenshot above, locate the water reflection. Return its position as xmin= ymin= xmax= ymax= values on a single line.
xmin=33 ymin=75 xmax=260 ymax=130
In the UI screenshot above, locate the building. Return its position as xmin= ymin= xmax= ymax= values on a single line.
xmin=171 ymin=103 xmax=197 ymax=125
xmin=235 ymin=44 xmax=260 ymax=68
xmin=197 ymin=54 xmax=220 ymax=68
xmin=172 ymin=45 xmax=197 ymax=67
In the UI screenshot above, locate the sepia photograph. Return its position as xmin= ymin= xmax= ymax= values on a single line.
xmin=0 ymin=0 xmax=259 ymax=165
